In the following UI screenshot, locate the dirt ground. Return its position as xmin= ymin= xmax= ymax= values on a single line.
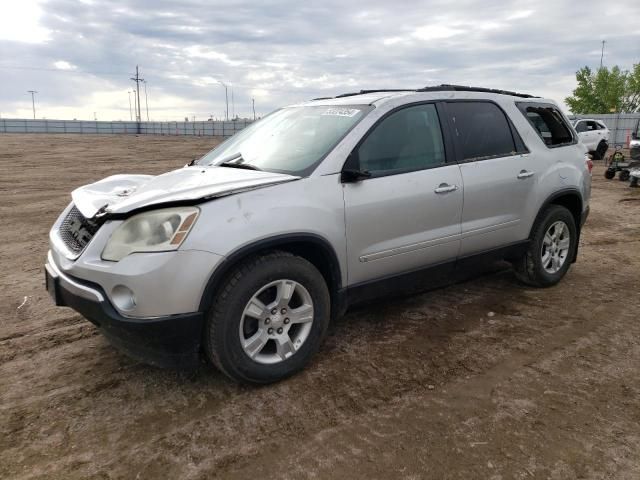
xmin=1 ymin=134 xmax=639 ymax=480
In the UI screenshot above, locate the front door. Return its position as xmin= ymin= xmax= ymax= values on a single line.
xmin=343 ymin=103 xmax=463 ymax=286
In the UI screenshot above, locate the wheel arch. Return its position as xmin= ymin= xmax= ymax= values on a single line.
xmin=198 ymin=233 xmax=344 ymax=318
xmin=531 ymin=188 xmax=583 ymax=262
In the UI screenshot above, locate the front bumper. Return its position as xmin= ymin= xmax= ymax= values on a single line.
xmin=46 ymin=255 xmax=204 ymax=368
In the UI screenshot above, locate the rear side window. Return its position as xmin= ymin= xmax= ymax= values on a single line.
xmin=518 ymin=104 xmax=575 ymax=147
xmin=446 ymin=102 xmax=518 ymax=161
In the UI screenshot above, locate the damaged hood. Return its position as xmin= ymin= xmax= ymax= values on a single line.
xmin=71 ymin=166 xmax=299 ymax=218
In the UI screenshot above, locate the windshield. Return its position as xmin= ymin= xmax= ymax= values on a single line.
xmin=197 ymin=105 xmax=372 ymax=176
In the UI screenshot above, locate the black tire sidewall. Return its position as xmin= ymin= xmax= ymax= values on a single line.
xmin=207 ymin=254 xmax=330 ymax=384
xmin=529 ymin=206 xmax=577 ymax=286
xmin=593 ymin=141 xmax=607 ymax=160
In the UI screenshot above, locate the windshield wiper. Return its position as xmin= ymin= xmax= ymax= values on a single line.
xmin=218 ymin=153 xmax=262 ymax=171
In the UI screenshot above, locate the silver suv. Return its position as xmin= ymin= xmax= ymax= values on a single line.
xmin=45 ymin=85 xmax=592 ymax=383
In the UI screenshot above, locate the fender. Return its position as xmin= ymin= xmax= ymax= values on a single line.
xmin=197 ymin=233 xmax=344 ymax=314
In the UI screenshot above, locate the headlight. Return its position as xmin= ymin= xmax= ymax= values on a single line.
xmin=102 ymin=207 xmax=200 ymax=261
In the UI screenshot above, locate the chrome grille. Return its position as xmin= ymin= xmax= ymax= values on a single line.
xmin=58 ymin=205 xmax=101 ymax=254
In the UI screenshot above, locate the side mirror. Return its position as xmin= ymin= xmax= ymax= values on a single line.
xmin=341 ymin=168 xmax=371 ymax=183
xmin=341 ymin=151 xmax=371 ymax=183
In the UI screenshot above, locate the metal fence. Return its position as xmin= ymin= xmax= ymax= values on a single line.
xmin=568 ymin=113 xmax=640 ymax=146
xmin=0 ymin=118 xmax=253 ymax=137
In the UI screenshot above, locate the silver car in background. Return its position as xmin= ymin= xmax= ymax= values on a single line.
xmin=46 ymin=85 xmax=592 ymax=384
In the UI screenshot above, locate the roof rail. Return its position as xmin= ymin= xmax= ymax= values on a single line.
xmin=417 ymin=84 xmax=538 ymax=98
xmin=313 ymin=85 xmax=539 ymax=102
xmin=334 ymin=89 xmax=414 ymax=98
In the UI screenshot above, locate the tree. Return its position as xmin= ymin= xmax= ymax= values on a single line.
xmin=565 ymin=64 xmax=640 ymax=114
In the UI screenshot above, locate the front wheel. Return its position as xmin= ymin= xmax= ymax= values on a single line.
xmin=204 ymin=251 xmax=330 ymax=384
xmin=513 ymin=205 xmax=577 ymax=287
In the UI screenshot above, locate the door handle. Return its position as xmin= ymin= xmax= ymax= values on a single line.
xmin=517 ymin=170 xmax=535 ymax=179
xmin=434 ymin=183 xmax=459 ymax=194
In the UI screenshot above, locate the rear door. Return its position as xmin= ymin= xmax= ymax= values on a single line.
xmin=343 ymin=103 xmax=463 ymax=285
xmin=444 ymin=101 xmax=534 ymax=256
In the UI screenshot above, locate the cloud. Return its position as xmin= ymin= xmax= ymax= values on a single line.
xmin=0 ymin=0 xmax=639 ymax=119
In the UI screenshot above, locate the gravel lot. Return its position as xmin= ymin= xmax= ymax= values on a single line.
xmin=1 ymin=134 xmax=639 ymax=480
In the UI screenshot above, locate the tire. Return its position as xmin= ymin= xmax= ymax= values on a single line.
xmin=513 ymin=205 xmax=577 ymax=288
xmin=592 ymin=141 xmax=608 ymax=160
xmin=619 ymin=170 xmax=630 ymax=182
xmin=604 ymin=168 xmax=616 ymax=179
xmin=203 ymin=251 xmax=330 ymax=384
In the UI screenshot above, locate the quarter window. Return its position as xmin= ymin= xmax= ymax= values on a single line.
xmin=356 ymin=104 xmax=445 ymax=176
xmin=446 ymin=102 xmax=517 ymax=161
xmin=519 ymin=104 xmax=574 ymax=147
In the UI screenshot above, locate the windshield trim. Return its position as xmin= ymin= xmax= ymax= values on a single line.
xmin=196 ymin=104 xmax=374 ymax=177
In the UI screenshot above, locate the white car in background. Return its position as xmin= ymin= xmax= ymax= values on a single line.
xmin=573 ymin=119 xmax=610 ymax=159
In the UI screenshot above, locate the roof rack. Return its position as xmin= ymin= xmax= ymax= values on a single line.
xmin=321 ymin=84 xmax=538 ymax=101
xmin=416 ymin=84 xmax=538 ymax=98
xmin=333 ymin=89 xmax=414 ymax=98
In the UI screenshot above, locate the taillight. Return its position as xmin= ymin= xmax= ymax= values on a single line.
xmin=585 ymin=155 xmax=593 ymax=174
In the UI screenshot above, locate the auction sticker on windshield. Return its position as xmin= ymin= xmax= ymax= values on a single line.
xmin=321 ymin=108 xmax=360 ymax=117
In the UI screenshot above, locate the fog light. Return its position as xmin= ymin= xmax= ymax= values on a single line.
xmin=112 ymin=285 xmax=136 ymax=311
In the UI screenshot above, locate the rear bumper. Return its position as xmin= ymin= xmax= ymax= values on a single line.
xmin=45 ymin=257 xmax=204 ymax=369
xmin=581 ymin=206 xmax=590 ymax=227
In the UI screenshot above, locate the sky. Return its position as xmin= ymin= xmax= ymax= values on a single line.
xmin=0 ymin=0 xmax=639 ymax=121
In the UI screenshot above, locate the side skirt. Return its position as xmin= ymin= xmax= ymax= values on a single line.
xmin=343 ymin=241 xmax=529 ymax=309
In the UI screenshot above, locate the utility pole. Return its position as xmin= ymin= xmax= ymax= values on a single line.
xmin=142 ymin=79 xmax=150 ymax=121
xmin=127 ymin=91 xmax=133 ymax=121
xmin=600 ymin=40 xmax=606 ymax=70
xmin=27 ymin=90 xmax=37 ymax=119
xmin=252 ymin=97 xmax=256 ymax=120
xmin=217 ymin=80 xmax=229 ymax=120
xmin=231 ymin=85 xmax=235 ymax=120
xmin=130 ymin=65 xmax=144 ymax=122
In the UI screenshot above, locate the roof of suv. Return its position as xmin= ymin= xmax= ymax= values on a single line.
xmin=301 ymin=84 xmax=547 ymax=107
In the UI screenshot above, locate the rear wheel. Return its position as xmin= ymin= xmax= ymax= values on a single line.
xmin=604 ymin=168 xmax=616 ymax=179
xmin=514 ymin=205 xmax=577 ymax=287
xmin=204 ymin=251 xmax=330 ymax=384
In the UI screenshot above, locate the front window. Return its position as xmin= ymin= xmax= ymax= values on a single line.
xmin=197 ymin=105 xmax=372 ymax=176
